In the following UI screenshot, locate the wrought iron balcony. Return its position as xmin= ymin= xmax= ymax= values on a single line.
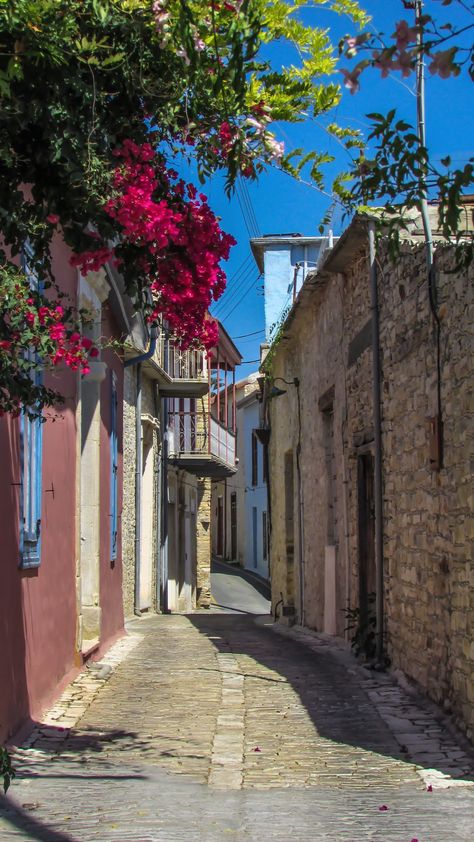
xmin=143 ymin=337 xmax=208 ymax=398
xmin=168 ymin=407 xmax=237 ymax=478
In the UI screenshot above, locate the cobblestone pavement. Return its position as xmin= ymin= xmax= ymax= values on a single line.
xmin=1 ymin=609 xmax=474 ymax=841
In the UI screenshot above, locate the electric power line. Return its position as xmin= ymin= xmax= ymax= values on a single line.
xmin=218 ymin=271 xmax=257 ymax=321
xmin=212 ymin=254 xmax=254 ymax=315
xmin=220 ymin=274 xmax=260 ymax=322
xmin=233 ymin=328 xmax=265 ymax=339
xmin=237 ymin=176 xmax=260 ymax=238
xmin=214 ymin=256 xmax=258 ymax=313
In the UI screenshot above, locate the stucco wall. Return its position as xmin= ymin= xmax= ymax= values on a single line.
xmin=0 ymin=238 xmax=81 ymax=741
xmin=122 ymin=369 xmax=160 ymax=618
xmin=167 ymin=467 xmax=197 ymax=612
xmin=242 ymin=398 xmax=268 ymax=580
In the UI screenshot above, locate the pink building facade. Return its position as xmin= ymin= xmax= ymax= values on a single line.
xmin=0 ymin=237 xmax=127 ymax=743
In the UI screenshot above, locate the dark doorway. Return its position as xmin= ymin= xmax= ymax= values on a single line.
xmin=217 ymin=496 xmax=224 ymax=557
xmin=230 ymin=492 xmax=237 ymax=560
xmin=357 ymin=452 xmax=376 ymax=625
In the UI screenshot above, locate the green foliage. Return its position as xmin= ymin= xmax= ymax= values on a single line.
xmin=0 ymin=746 xmax=14 ymax=794
xmin=0 ymin=0 xmax=366 ymax=408
xmin=343 ymin=594 xmax=377 ymax=660
xmin=331 ymin=109 xmax=474 ymax=265
xmin=0 ymin=0 xmax=365 ymax=276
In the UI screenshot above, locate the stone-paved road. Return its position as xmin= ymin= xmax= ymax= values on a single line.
xmin=1 ymin=568 xmax=473 ymax=841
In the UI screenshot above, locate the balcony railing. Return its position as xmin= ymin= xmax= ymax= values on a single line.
xmin=168 ymin=409 xmax=236 ymax=469
xmin=156 ymin=337 xmax=207 ymax=380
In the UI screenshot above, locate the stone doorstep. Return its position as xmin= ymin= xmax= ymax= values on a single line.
xmin=257 ymin=616 xmax=474 ymax=788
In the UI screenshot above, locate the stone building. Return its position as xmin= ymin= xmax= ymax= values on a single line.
xmin=261 ymin=205 xmax=474 ymax=740
xmin=166 ymin=323 xmax=242 ymax=608
xmin=122 ymin=327 xmax=209 ymax=616
xmin=121 ymin=320 xmax=242 ymax=617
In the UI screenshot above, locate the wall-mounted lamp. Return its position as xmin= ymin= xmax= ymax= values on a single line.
xmin=271 ymin=376 xmax=300 ymax=398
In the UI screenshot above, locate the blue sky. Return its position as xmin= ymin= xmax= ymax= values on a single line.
xmin=205 ymin=0 xmax=473 ymax=379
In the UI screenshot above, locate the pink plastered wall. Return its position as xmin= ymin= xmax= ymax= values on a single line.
xmin=1 ymin=237 xmax=125 ymax=741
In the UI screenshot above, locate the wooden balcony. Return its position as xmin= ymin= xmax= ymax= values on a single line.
xmin=168 ymin=408 xmax=237 ymax=478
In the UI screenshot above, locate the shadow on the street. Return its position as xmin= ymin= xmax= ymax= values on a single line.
xmin=0 ymin=794 xmax=77 ymax=842
xmin=187 ymin=612 xmax=474 ymax=783
xmin=0 ymin=723 xmax=153 ymax=841
xmin=211 ymin=602 xmax=254 ymax=614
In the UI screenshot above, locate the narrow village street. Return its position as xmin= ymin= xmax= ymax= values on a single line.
xmin=1 ymin=563 xmax=473 ymax=842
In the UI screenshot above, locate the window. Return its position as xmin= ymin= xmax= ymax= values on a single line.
xmin=19 ymin=244 xmax=43 ymax=569
xmin=252 ymin=507 xmax=258 ymax=568
xmin=110 ymin=370 xmax=119 ymax=560
xmin=262 ymin=443 xmax=268 ymax=483
xmin=251 ymin=430 xmax=258 ymax=486
xmin=20 ymin=410 xmax=43 ymax=568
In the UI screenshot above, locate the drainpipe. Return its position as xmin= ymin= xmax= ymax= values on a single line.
xmin=368 ymin=221 xmax=384 ymax=666
xmin=124 ymin=330 xmax=157 ymax=616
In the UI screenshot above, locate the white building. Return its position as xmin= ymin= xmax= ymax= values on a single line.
xmin=211 ymin=373 xmax=269 ymax=582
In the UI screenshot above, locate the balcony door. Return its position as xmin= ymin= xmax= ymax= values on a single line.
xmin=230 ymin=492 xmax=237 ymax=560
xmin=217 ymin=495 xmax=224 ymax=557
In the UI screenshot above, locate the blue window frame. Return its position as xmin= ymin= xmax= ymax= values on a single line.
xmin=19 ymin=244 xmax=43 ymax=569
xmin=110 ymin=369 xmax=119 ymax=560
xmin=19 ymin=409 xmax=43 ymax=568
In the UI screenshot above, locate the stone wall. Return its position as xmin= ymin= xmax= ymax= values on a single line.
xmin=268 ymin=252 xmax=374 ymax=635
xmin=267 ymin=231 xmax=473 ymax=739
xmin=122 ymin=367 xmax=136 ymax=618
xmin=196 ymin=476 xmax=212 ymax=607
xmin=377 ymin=242 xmax=474 ymax=739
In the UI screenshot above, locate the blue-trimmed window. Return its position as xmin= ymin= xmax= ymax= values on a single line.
xmin=19 ymin=244 xmax=43 ymax=569
xmin=20 ymin=409 xmax=43 ymax=568
xmin=110 ymin=369 xmax=118 ymax=560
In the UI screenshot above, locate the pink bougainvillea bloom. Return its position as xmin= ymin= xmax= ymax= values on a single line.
xmin=46 ymin=213 xmax=60 ymax=225
xmin=378 ymin=805 xmax=389 ymax=811
xmin=373 ymin=49 xmax=395 ymax=79
xmin=428 ymin=48 xmax=460 ymax=79
xmin=393 ymin=20 xmax=417 ymax=51
xmin=395 ymin=49 xmax=414 ymax=78
xmin=340 ymin=67 xmax=361 ymax=94
xmin=427 ymin=784 xmax=433 ymax=792
xmin=253 ymin=747 xmax=262 ymax=752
